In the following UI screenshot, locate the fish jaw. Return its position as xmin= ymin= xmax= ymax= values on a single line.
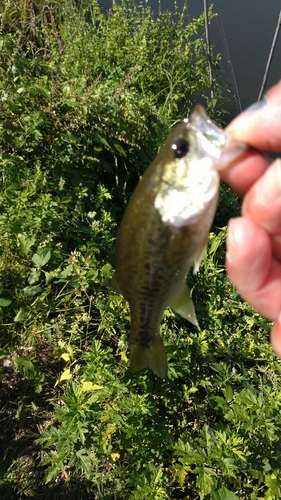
xmin=154 ymin=158 xmax=219 ymax=228
xmin=188 ymin=105 xmax=248 ymax=171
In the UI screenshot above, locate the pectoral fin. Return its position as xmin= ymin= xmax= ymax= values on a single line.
xmin=170 ymin=284 xmax=197 ymax=326
xmin=193 ymin=237 xmax=208 ymax=274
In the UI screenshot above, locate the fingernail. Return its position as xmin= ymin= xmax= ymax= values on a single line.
xmin=226 ymin=98 xmax=267 ymax=134
xmin=242 ymin=97 xmax=267 ymax=114
xmin=225 ymin=97 xmax=267 ymax=133
xmin=227 ymin=218 xmax=242 ymax=248
xmin=226 ymin=218 xmax=242 ymax=263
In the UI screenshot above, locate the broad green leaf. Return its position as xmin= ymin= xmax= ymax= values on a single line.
xmin=14 ymin=307 xmax=30 ymax=322
xmin=18 ymin=234 xmax=36 ymax=256
xmin=225 ymin=385 xmax=234 ymax=402
xmin=14 ymin=357 xmax=44 ymax=385
xmin=61 ymin=352 xmax=72 ymax=362
xmin=81 ymin=380 xmax=104 ymax=392
xmin=210 ymin=485 xmax=239 ymax=500
xmin=28 ymin=268 xmax=41 ymax=285
xmin=23 ymin=285 xmax=42 ymax=297
xmin=65 ymin=98 xmax=78 ymax=107
xmin=59 ymin=368 xmax=72 ymax=382
xmin=15 ymin=357 xmax=34 ymax=372
xmin=62 ymin=84 xmax=71 ymax=97
xmin=61 ymin=347 xmax=74 ymax=362
xmin=0 ymin=298 xmax=11 ymax=307
xmin=32 ymin=249 xmax=51 ymax=267
xmin=59 ymin=264 xmax=74 ymax=279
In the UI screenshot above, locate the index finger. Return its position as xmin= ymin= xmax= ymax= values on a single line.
xmin=219 ymin=148 xmax=270 ymax=198
xmin=226 ymin=79 xmax=281 ymax=151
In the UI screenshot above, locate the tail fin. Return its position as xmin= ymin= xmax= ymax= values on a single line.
xmin=129 ymin=336 xmax=168 ymax=379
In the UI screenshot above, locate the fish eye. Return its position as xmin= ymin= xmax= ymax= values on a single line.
xmin=171 ymin=139 xmax=189 ymax=160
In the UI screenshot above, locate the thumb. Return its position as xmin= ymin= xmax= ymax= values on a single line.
xmin=226 ymin=79 xmax=281 ymax=152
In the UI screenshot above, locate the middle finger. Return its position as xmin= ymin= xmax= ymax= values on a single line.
xmin=242 ymin=158 xmax=281 ymax=260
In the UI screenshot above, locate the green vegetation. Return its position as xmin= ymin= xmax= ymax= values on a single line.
xmin=0 ymin=1 xmax=280 ymax=498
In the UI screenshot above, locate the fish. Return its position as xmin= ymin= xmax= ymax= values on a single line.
xmin=109 ymin=105 xmax=247 ymax=378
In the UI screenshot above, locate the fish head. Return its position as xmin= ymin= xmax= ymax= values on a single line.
xmin=154 ymin=105 xmax=247 ymax=227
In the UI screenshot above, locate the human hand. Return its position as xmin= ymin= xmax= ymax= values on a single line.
xmin=220 ymin=80 xmax=281 ymax=357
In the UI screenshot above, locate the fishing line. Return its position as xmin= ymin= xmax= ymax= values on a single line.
xmin=216 ymin=15 xmax=242 ymax=114
xmin=258 ymin=8 xmax=281 ymax=100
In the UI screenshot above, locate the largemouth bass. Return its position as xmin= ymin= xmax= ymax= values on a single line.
xmin=110 ymin=105 xmax=247 ymax=378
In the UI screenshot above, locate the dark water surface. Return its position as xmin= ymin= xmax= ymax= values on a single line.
xmin=187 ymin=0 xmax=281 ymax=118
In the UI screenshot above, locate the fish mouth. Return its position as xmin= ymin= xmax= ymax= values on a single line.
xmin=214 ymin=134 xmax=248 ymax=171
xmin=181 ymin=105 xmax=226 ymax=165
xmin=187 ymin=105 xmax=226 ymax=151
xmin=186 ymin=105 xmax=247 ymax=170
xmin=154 ymin=164 xmax=219 ymax=227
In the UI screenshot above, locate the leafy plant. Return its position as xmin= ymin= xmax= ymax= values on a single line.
xmin=1 ymin=1 xmax=280 ymax=499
